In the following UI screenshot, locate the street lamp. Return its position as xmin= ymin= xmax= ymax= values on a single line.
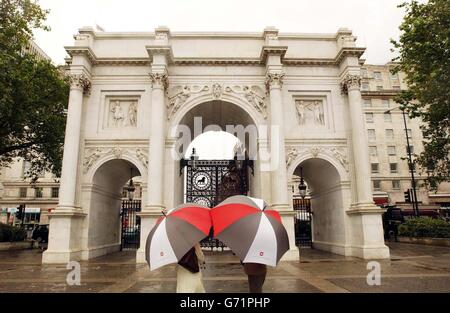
xmin=126 ymin=168 xmax=135 ymax=201
xmin=298 ymin=167 xmax=307 ymax=199
xmin=190 ymin=147 xmax=199 ymax=170
xmin=384 ymin=106 xmax=419 ymax=217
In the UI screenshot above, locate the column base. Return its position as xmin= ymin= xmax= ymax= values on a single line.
xmin=136 ymin=249 xmax=147 ymax=264
xmin=346 ymin=203 xmax=390 ymax=260
xmin=42 ymin=249 xmax=82 ymax=264
xmin=349 ymin=244 xmax=390 ymax=259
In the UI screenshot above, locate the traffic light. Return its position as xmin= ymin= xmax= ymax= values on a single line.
xmin=404 ymin=189 xmax=411 ymax=203
xmin=15 ymin=204 xmax=24 ymax=220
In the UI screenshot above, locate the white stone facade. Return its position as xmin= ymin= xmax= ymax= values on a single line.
xmin=6 ymin=26 xmax=394 ymax=263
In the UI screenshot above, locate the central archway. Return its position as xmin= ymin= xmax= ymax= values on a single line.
xmin=171 ymin=99 xmax=264 ymax=207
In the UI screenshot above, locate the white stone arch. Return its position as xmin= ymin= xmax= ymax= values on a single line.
xmin=287 ymin=150 xmax=350 ymax=184
xmin=83 ymin=150 xmax=147 ymax=185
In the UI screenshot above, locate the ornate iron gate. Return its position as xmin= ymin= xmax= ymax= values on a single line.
xmin=120 ymin=200 xmax=141 ymax=250
xmin=185 ymin=160 xmax=249 ymax=250
xmin=293 ymin=198 xmax=312 ymax=247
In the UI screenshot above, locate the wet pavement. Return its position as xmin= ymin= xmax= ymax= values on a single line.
xmin=0 ymin=242 xmax=449 ymax=293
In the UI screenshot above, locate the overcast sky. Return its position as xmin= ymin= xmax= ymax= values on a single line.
xmin=33 ymin=0 xmax=415 ymax=65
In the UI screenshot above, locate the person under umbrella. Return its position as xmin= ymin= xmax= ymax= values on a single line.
xmin=145 ymin=203 xmax=211 ymax=292
xmin=211 ymin=195 xmax=290 ymax=293
xmin=176 ymin=242 xmax=206 ymax=293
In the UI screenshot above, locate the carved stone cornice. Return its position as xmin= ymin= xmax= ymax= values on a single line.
xmin=265 ymin=72 xmax=285 ymax=92
xmin=146 ymin=45 xmax=174 ymax=63
xmin=65 ymin=46 xmax=96 ymax=64
xmin=68 ymin=73 xmax=91 ymax=94
xmin=260 ymin=46 xmax=288 ymax=64
xmin=340 ymin=74 xmax=361 ymax=94
xmin=149 ymin=72 xmax=168 ymax=90
xmin=335 ymin=47 xmax=366 ymax=65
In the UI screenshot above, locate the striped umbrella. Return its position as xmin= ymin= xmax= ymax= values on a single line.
xmin=211 ymin=195 xmax=290 ymax=267
xmin=145 ymin=203 xmax=211 ymax=271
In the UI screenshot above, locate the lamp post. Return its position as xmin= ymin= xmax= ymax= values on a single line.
xmin=126 ymin=168 xmax=135 ymax=201
xmin=384 ymin=106 xmax=419 ymax=217
xmin=190 ymin=147 xmax=199 ymax=170
xmin=298 ymin=167 xmax=307 ymax=199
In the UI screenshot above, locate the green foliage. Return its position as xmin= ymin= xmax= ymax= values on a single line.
xmin=398 ymin=217 xmax=450 ymax=238
xmin=0 ymin=223 xmax=27 ymax=242
xmin=391 ymin=0 xmax=450 ymax=190
xmin=0 ymin=0 xmax=69 ymax=182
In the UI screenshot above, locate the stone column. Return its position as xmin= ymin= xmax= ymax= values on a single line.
xmin=341 ymin=74 xmax=373 ymax=205
xmin=146 ymin=73 xmax=168 ymax=211
xmin=341 ymin=73 xmax=390 ymax=259
xmin=266 ymin=72 xmax=298 ymax=261
xmin=136 ymin=72 xmax=168 ymax=263
xmin=266 ymin=73 xmax=290 ymax=211
xmin=42 ymin=73 xmax=90 ymax=264
xmin=58 ymin=74 xmax=91 ymax=209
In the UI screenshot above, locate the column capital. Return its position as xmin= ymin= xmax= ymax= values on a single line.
xmin=265 ymin=72 xmax=285 ymax=92
xmin=340 ymin=74 xmax=361 ymax=94
xmin=149 ymin=72 xmax=168 ymax=90
xmin=68 ymin=73 xmax=91 ymax=94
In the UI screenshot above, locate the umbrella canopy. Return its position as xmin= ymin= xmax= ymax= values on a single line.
xmin=211 ymin=195 xmax=290 ymax=267
xmin=145 ymin=203 xmax=211 ymax=271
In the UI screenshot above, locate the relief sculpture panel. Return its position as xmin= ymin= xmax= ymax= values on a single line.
xmin=106 ymin=98 xmax=138 ymax=129
xmin=295 ymin=99 xmax=325 ymax=126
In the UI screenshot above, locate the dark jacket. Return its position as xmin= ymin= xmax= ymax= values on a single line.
xmin=178 ymin=247 xmax=199 ymax=273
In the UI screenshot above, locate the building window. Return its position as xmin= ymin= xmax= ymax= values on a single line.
xmin=406 ymin=129 xmax=412 ymax=139
xmin=374 ymin=72 xmax=382 ymax=80
xmin=387 ymin=146 xmax=396 ymax=156
xmin=361 ymin=83 xmax=369 ymax=91
xmin=51 ymin=187 xmax=59 ymax=198
xmin=384 ymin=112 xmax=392 ymax=122
xmin=122 ymin=188 xmax=128 ymax=198
xmin=373 ymin=180 xmax=381 ymax=191
xmin=385 ymin=129 xmax=394 ymax=140
xmin=382 ymin=99 xmax=390 ymax=107
xmin=35 ymin=187 xmax=43 ymax=198
xmin=22 ymin=161 xmax=31 ymax=177
xmin=369 ymin=146 xmax=378 ymax=156
xmin=363 ymin=99 xmax=372 ymax=107
xmin=19 ymin=187 xmax=27 ymax=198
xmin=367 ymin=129 xmax=376 ymax=141
xmin=390 ymin=163 xmax=398 ymax=173
xmin=390 ymin=72 xmax=399 ymax=80
xmin=377 ymin=85 xmax=383 ymax=91
xmin=393 ymin=86 xmax=400 ymax=90
xmin=365 ymin=113 xmax=374 ymax=123
xmin=392 ymin=180 xmax=400 ymax=190
xmin=406 ymin=145 xmax=414 ymax=154
xmin=371 ymin=163 xmax=379 ymax=173
xmin=409 ymin=163 xmax=416 ymax=172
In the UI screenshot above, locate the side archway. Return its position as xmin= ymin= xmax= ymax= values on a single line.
xmin=288 ymin=152 xmax=352 ymax=256
xmin=80 ymin=156 xmax=143 ymax=260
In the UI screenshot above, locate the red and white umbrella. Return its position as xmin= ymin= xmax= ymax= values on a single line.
xmin=145 ymin=203 xmax=211 ymax=271
xmin=211 ymin=195 xmax=289 ymax=267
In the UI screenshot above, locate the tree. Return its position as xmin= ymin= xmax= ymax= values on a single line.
xmin=0 ymin=0 xmax=69 ymax=182
xmin=391 ymin=0 xmax=450 ymax=190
